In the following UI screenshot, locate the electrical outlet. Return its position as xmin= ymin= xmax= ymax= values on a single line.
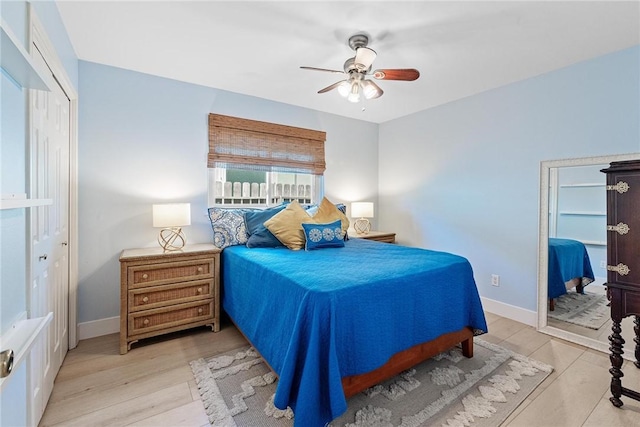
xmin=600 ymin=260 xmax=606 ymax=269
xmin=491 ymin=274 xmax=500 ymax=287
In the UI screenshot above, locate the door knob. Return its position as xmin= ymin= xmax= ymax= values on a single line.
xmin=62 ymin=242 xmax=68 ymax=246
xmin=1 ymin=349 xmax=14 ymax=378
xmin=39 ymin=254 xmax=48 ymax=261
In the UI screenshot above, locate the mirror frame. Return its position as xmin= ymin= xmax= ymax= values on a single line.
xmin=537 ymin=152 xmax=640 ymax=354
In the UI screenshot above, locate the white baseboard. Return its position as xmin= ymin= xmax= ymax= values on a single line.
xmin=76 ymin=299 xmax=536 ymax=341
xmin=77 ymin=316 xmax=119 ymax=340
xmin=481 ymin=296 xmax=537 ymax=327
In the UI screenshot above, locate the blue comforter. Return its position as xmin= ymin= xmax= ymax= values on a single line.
xmin=222 ymin=238 xmax=487 ymax=427
xmin=548 ymin=238 xmax=595 ymax=299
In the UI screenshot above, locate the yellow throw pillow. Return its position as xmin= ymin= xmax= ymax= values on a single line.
xmin=314 ymin=197 xmax=350 ymax=239
xmin=264 ymin=201 xmax=312 ymax=250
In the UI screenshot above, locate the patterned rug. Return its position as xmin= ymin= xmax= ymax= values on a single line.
xmin=548 ymin=291 xmax=609 ymax=330
xmin=190 ymin=339 xmax=553 ymax=427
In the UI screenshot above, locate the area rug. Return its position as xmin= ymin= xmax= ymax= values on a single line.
xmin=190 ymin=338 xmax=553 ymax=427
xmin=547 ymin=291 xmax=609 ymax=330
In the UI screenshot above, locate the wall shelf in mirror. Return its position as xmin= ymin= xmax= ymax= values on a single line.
xmin=0 ymin=198 xmax=52 ymax=210
xmin=558 ymin=211 xmax=606 ymax=216
xmin=0 ymin=19 xmax=51 ymax=91
xmin=559 ymin=183 xmax=605 ymax=188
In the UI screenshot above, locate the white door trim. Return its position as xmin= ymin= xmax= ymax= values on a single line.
xmin=28 ymin=5 xmax=79 ymax=349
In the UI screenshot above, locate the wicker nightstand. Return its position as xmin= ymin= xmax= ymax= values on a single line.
xmin=119 ymin=243 xmax=220 ymax=354
xmin=351 ymin=231 xmax=396 ymax=243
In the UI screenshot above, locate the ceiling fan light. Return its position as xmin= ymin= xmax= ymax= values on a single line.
xmin=337 ymin=80 xmax=351 ymax=97
xmin=361 ymin=80 xmax=383 ymax=100
xmin=347 ymin=81 xmax=361 ymax=103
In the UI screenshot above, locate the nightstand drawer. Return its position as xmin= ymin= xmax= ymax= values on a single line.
xmin=128 ymin=279 xmax=213 ymax=312
xmin=128 ymin=299 xmax=214 ymax=336
xmin=128 ymin=259 xmax=214 ymax=289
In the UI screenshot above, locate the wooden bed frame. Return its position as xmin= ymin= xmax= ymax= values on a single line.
xmin=548 ymin=277 xmax=586 ymax=312
xmin=231 ymin=317 xmax=475 ymax=399
xmin=341 ymin=326 xmax=474 ymax=397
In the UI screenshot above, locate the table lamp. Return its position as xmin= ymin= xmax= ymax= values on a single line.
xmin=153 ymin=203 xmax=191 ymax=251
xmin=351 ymin=202 xmax=374 ymax=234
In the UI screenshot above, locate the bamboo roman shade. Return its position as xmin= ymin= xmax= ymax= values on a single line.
xmin=208 ymin=114 xmax=326 ymax=174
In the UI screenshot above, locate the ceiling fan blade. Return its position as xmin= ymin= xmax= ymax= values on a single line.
xmin=354 ymin=47 xmax=377 ymax=70
xmin=300 ymin=66 xmax=344 ymax=74
xmin=317 ymin=80 xmax=346 ymax=94
xmin=372 ymin=68 xmax=420 ymax=81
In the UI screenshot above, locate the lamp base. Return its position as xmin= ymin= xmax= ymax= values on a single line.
xmin=354 ymin=218 xmax=371 ymax=234
xmin=158 ymin=227 xmax=186 ymax=251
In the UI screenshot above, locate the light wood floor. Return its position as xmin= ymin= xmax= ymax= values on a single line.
xmin=39 ymin=313 xmax=640 ymax=427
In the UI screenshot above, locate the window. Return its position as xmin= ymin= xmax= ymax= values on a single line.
xmin=208 ymin=168 xmax=320 ymax=206
xmin=207 ymin=114 xmax=326 ymax=207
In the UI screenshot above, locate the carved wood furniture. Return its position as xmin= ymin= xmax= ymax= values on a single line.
xmin=119 ymin=243 xmax=220 ymax=354
xmin=602 ymin=160 xmax=640 ymax=407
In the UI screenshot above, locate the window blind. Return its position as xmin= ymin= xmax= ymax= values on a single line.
xmin=208 ymin=113 xmax=326 ymax=174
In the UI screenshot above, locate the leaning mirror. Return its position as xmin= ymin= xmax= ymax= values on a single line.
xmin=537 ymin=153 xmax=640 ymax=355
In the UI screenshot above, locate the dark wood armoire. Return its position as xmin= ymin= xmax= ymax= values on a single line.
xmin=601 ymin=159 xmax=640 ymax=407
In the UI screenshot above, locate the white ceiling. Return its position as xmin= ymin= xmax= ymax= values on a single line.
xmin=56 ymin=1 xmax=640 ymax=124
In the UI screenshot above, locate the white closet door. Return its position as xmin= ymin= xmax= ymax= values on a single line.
xmin=28 ymin=69 xmax=70 ymax=425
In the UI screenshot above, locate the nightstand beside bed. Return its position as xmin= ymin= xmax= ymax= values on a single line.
xmin=350 ymin=231 xmax=396 ymax=243
xmin=119 ymin=243 xmax=220 ymax=354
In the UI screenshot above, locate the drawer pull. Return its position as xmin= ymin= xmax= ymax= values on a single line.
xmin=607 ymin=222 xmax=630 ymax=235
xmin=142 ymin=273 xmax=148 ymax=279
xmin=197 ymin=267 xmax=204 ymax=273
xmin=197 ymin=287 xmax=203 ymax=294
xmin=198 ymin=308 xmax=203 ymax=314
xmin=607 ymin=263 xmax=631 ymax=276
xmin=143 ymin=318 xmax=150 ymax=326
xmin=142 ymin=296 xmax=149 ymax=303
xmin=606 ymin=181 xmax=630 ymax=194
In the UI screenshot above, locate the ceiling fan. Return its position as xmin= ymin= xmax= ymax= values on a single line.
xmin=301 ymin=34 xmax=420 ymax=103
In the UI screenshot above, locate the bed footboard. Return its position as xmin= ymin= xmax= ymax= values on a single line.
xmin=341 ymin=326 xmax=475 ymax=398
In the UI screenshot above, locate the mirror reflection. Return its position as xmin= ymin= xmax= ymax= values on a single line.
xmin=539 ymin=154 xmax=639 ymax=352
xmin=546 ymin=164 xmax=609 ymax=339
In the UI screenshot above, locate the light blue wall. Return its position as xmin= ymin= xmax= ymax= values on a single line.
xmin=77 ymin=61 xmax=379 ymax=323
xmin=0 ymin=0 xmax=28 ymax=338
xmin=1 ymin=73 xmax=28 ymax=336
xmin=378 ymin=46 xmax=640 ymax=312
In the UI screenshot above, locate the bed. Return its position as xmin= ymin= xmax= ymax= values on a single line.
xmin=221 ymin=238 xmax=487 ymax=426
xmin=548 ymin=238 xmax=595 ymax=310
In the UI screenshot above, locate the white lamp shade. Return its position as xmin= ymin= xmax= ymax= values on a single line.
xmin=153 ymin=203 xmax=191 ymax=228
xmin=351 ymin=202 xmax=374 ymax=218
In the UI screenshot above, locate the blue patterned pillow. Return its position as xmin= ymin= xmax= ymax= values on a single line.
xmin=244 ymin=204 xmax=287 ymax=248
xmin=208 ymin=207 xmax=257 ymax=249
xmin=301 ymin=220 xmax=345 ymax=251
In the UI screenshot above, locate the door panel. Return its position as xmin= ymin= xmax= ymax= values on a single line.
xmin=28 ymin=70 xmax=70 ymax=424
